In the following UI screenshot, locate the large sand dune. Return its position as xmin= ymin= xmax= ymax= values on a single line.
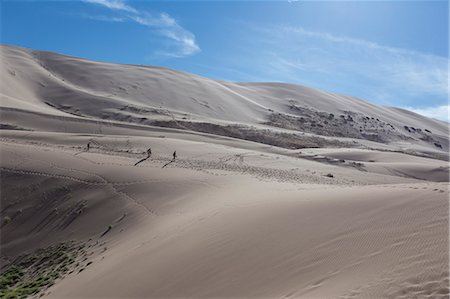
xmin=1 ymin=45 xmax=448 ymax=298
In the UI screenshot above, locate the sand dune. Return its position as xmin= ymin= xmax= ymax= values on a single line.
xmin=48 ymin=183 xmax=448 ymax=298
xmin=1 ymin=45 xmax=448 ymax=149
xmin=1 ymin=45 xmax=449 ymax=298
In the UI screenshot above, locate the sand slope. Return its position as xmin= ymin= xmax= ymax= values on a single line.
xmin=1 ymin=45 xmax=449 ymax=298
xmin=1 ymin=45 xmax=448 ymax=153
xmin=1 ymin=130 xmax=448 ymax=298
xmin=46 ymin=182 xmax=448 ymax=298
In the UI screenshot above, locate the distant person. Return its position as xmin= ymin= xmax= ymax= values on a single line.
xmin=87 ymin=142 xmax=90 ymax=151
xmin=172 ymin=151 xmax=177 ymax=161
xmin=146 ymin=147 xmax=152 ymax=158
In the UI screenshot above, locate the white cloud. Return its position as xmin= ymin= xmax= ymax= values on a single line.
xmin=129 ymin=12 xmax=199 ymax=57
xmin=247 ymin=25 xmax=448 ymax=108
xmin=285 ymin=26 xmax=447 ymax=96
xmin=82 ymin=0 xmax=200 ymax=57
xmin=406 ymin=105 xmax=449 ymax=122
xmin=83 ymin=0 xmax=136 ymax=13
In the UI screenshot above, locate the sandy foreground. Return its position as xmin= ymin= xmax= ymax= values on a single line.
xmin=0 ymin=45 xmax=449 ymax=298
xmin=1 ymin=129 xmax=448 ymax=298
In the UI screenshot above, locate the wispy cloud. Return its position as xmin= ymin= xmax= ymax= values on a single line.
xmin=82 ymin=0 xmax=200 ymax=57
xmin=238 ymin=25 xmax=447 ymax=111
xmin=130 ymin=12 xmax=199 ymax=57
xmin=84 ymin=0 xmax=136 ymax=13
xmin=406 ymin=105 xmax=449 ymax=122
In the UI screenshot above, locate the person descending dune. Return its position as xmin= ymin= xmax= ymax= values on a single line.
xmin=134 ymin=147 xmax=152 ymax=166
xmin=162 ymin=150 xmax=178 ymax=168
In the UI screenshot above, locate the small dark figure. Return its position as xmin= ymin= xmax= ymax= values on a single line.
xmin=135 ymin=147 xmax=152 ymax=166
xmin=162 ymin=151 xmax=177 ymax=168
xmin=87 ymin=142 xmax=91 ymax=151
xmin=172 ymin=151 xmax=177 ymax=161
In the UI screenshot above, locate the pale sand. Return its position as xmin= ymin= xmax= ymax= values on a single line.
xmin=1 ymin=45 xmax=449 ymax=298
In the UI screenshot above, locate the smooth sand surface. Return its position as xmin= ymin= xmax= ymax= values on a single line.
xmin=47 ymin=182 xmax=448 ymax=298
xmin=1 ymin=45 xmax=449 ymax=298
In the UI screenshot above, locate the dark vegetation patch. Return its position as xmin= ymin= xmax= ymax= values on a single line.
xmin=263 ymin=102 xmax=448 ymax=151
xmin=403 ymin=125 xmax=445 ymax=148
xmin=264 ymin=104 xmax=414 ymax=144
xmin=0 ymin=241 xmax=86 ymax=298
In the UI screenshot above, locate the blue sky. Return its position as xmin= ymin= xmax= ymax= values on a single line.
xmin=1 ymin=0 xmax=449 ymax=121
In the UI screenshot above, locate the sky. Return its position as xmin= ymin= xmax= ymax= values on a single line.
xmin=1 ymin=0 xmax=449 ymax=121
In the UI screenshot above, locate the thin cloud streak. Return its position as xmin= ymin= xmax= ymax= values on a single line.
xmin=243 ymin=25 xmax=447 ymax=108
xmin=82 ymin=0 xmax=200 ymax=57
xmin=84 ymin=0 xmax=136 ymax=13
